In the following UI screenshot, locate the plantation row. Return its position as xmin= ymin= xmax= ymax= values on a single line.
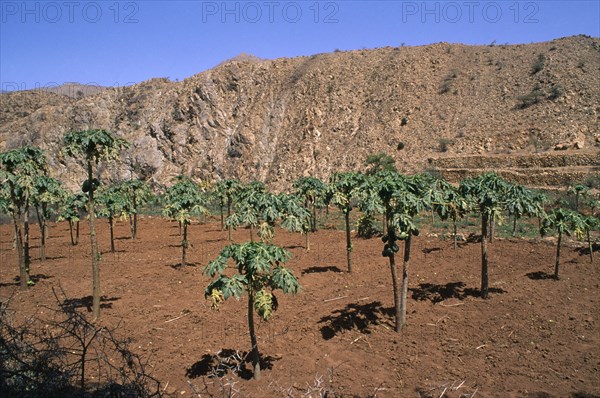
xmin=1 ymin=129 xmax=598 ymax=381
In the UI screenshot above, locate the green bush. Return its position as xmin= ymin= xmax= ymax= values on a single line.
xmin=531 ymin=54 xmax=546 ymax=74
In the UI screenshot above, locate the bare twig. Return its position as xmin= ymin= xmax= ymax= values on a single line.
xmin=323 ymin=295 xmax=349 ymax=303
xmin=165 ymin=311 xmax=190 ymax=323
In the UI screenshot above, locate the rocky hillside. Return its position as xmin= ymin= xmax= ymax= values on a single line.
xmin=1 ymin=35 xmax=599 ymax=191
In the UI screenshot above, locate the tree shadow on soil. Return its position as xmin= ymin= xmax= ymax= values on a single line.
xmin=61 ymin=295 xmax=121 ymax=311
xmin=410 ymin=282 xmax=506 ymax=303
xmin=302 ymin=265 xmax=342 ymax=275
xmin=318 ymin=301 xmax=393 ymax=340
xmin=2 ymin=273 xmax=53 ymax=287
xmin=167 ymin=262 xmax=198 ymax=269
xmin=575 ymin=243 xmax=599 ymax=256
xmin=526 ymin=271 xmax=555 ymax=280
xmin=43 ymin=255 xmax=66 ymax=260
xmin=186 ymin=349 xmax=277 ymax=381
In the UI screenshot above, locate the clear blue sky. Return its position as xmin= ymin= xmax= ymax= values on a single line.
xmin=1 ymin=1 xmax=599 ymax=91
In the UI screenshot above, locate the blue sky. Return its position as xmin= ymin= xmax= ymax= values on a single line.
xmin=1 ymin=1 xmax=599 ymax=91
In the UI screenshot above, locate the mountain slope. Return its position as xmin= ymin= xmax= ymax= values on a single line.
xmin=1 ymin=35 xmax=598 ymax=190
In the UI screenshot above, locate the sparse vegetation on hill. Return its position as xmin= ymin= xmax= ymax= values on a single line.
xmin=0 ymin=36 xmax=598 ymax=190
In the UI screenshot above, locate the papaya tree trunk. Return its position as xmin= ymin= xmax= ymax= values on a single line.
xmin=305 ymin=231 xmax=310 ymax=252
xmin=311 ymin=203 xmax=317 ymax=232
xmin=249 ymin=225 xmax=254 ymax=242
xmin=453 ymin=219 xmax=458 ymax=249
xmin=554 ymin=231 xmax=562 ymax=280
xmin=69 ymin=220 xmax=76 ymax=246
xmin=76 ymin=220 xmax=80 ymax=245
xmin=129 ymin=214 xmax=134 ymax=240
xmin=344 ymin=210 xmax=352 ymax=273
xmin=132 ymin=196 xmax=138 ymax=239
xmin=108 ymin=216 xmax=115 ymax=253
xmin=481 ymin=212 xmax=489 ymax=298
xmin=10 ymin=205 xmax=26 ymax=290
xmin=35 ymin=206 xmax=46 ymax=262
xmin=587 ymin=229 xmax=593 ymax=263
xmin=219 ymin=202 xmax=224 ymax=230
xmin=399 ymin=234 xmax=412 ymax=330
xmin=23 ymin=198 xmax=31 ymax=279
xmin=182 ymin=222 xmax=188 ymax=266
xmin=512 ymin=215 xmax=518 ymax=237
xmin=247 ymin=290 xmax=261 ymax=380
xmin=489 ymin=215 xmax=495 ymax=243
xmin=227 ymin=198 xmax=232 ymax=241
xmin=388 ymin=244 xmax=401 ymax=333
xmin=87 ymin=160 xmax=101 ymax=322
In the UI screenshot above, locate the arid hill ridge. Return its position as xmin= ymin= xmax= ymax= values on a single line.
xmin=1 ymin=35 xmax=599 ymax=190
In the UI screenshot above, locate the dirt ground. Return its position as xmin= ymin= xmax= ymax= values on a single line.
xmin=0 ymin=217 xmax=598 ymax=398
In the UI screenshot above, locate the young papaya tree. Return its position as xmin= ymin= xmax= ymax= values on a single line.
xmin=293 ymin=176 xmax=326 ymax=233
xmin=63 ymin=129 xmax=129 ymax=321
xmin=434 ymin=179 xmax=470 ymax=249
xmin=97 ymin=183 xmax=129 ymax=253
xmin=354 ymin=174 xmax=384 ymax=239
xmin=568 ymin=184 xmax=590 ymax=212
xmin=119 ymin=179 xmax=152 ymax=239
xmin=504 ymin=183 xmax=545 ymax=237
xmin=59 ymin=192 xmax=87 ymax=246
xmin=162 ymin=175 xmax=208 ymax=266
xmin=329 ymin=172 xmax=364 ymax=273
xmin=541 ymin=208 xmax=584 ymax=279
xmin=32 ymin=175 xmax=67 ymax=261
xmin=226 ymin=182 xmax=269 ymax=242
xmin=278 ymin=193 xmax=312 ymax=249
xmin=459 ymin=173 xmax=508 ymax=298
xmin=204 ymin=242 xmax=300 ymax=380
xmin=214 ymin=179 xmax=242 ymax=240
xmin=579 ymin=214 xmax=599 ymax=263
xmin=0 ymin=146 xmax=48 ymax=290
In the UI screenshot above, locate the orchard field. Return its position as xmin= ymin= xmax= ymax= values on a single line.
xmin=1 ymin=215 xmax=598 ymax=398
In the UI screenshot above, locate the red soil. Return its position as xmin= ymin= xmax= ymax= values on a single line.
xmin=1 ymin=217 xmax=598 ymax=397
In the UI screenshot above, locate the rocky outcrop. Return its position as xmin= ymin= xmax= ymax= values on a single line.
xmin=1 ymin=35 xmax=599 ymax=191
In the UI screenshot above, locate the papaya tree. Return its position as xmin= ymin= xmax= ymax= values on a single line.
xmin=353 ymin=174 xmax=384 ymax=239
xmin=32 ymin=175 xmax=67 ymax=261
xmin=59 ymin=192 xmax=87 ymax=246
xmin=459 ymin=173 xmax=508 ymax=298
xmin=278 ymin=193 xmax=312 ymax=249
xmin=0 ymin=146 xmax=48 ymax=290
xmin=225 ymin=182 xmax=269 ymax=242
xmin=119 ymin=179 xmax=152 ymax=239
xmin=434 ymin=179 xmax=470 ymax=249
xmin=578 ymin=214 xmax=598 ymax=263
xmin=372 ymin=170 xmax=405 ymax=331
xmin=329 ymin=172 xmax=364 ymax=273
xmin=387 ymin=174 xmax=429 ymax=331
xmin=63 ymin=129 xmax=129 ymax=321
xmin=293 ymin=176 xmax=326 ymax=233
xmin=568 ymin=184 xmax=589 ymax=212
xmin=162 ymin=175 xmax=208 ymax=266
xmin=541 ymin=208 xmax=584 ymax=279
xmin=97 ymin=183 xmax=129 ymax=253
xmin=505 ymin=183 xmax=545 ymax=236
xmin=214 ymin=179 xmax=242 ymax=240
xmin=204 ymin=242 xmax=300 ymax=380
